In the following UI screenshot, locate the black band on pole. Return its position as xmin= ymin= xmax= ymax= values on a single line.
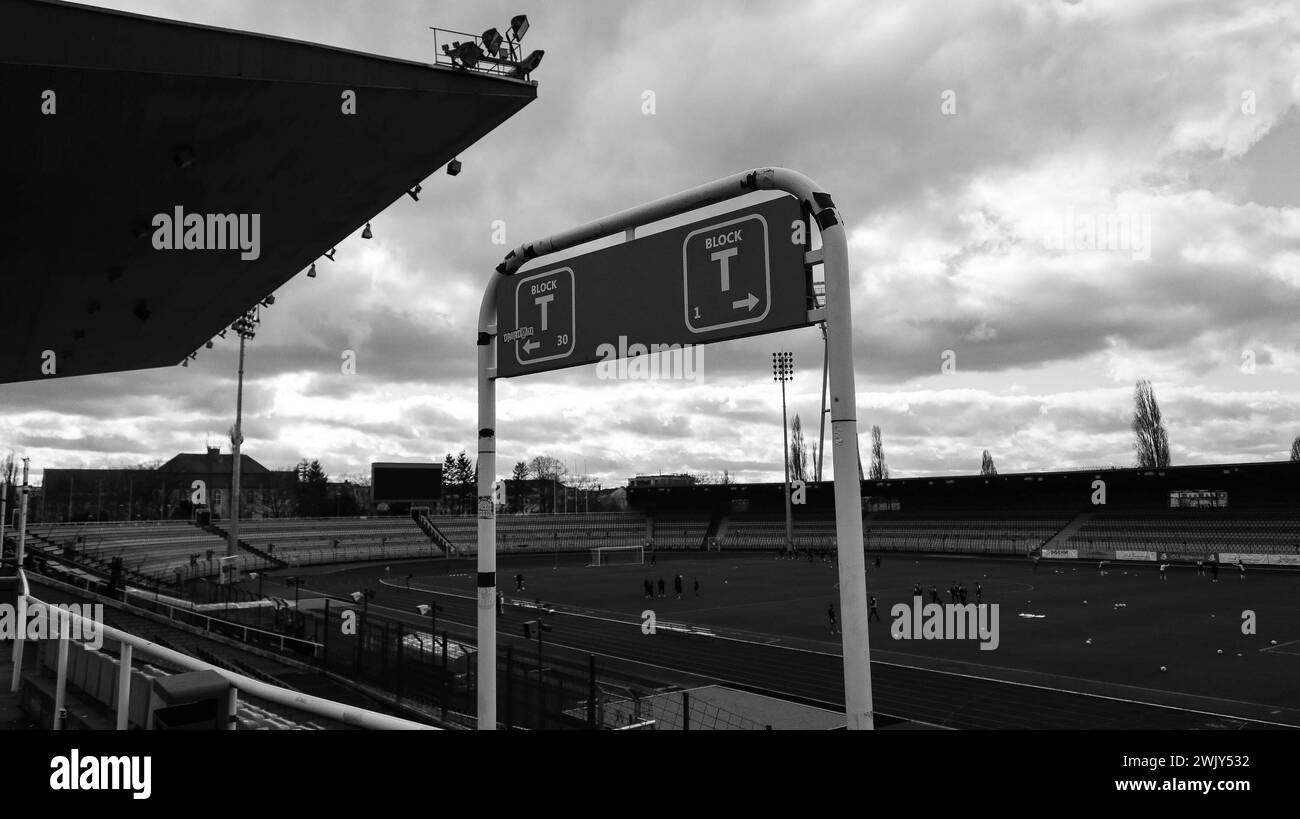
xmin=814 ymin=208 xmax=840 ymax=230
xmin=479 ymin=427 xmax=494 ymax=439
xmin=477 ymin=331 xmax=492 ymax=346
xmin=478 ymin=571 xmax=495 ymax=587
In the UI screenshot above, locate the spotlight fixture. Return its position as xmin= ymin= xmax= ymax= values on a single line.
xmin=205 ymin=340 xmax=214 ymax=349
xmin=324 ymin=248 xmax=336 ymax=261
xmin=307 ymin=262 xmax=317 ymax=278
xmin=445 ymin=40 xmax=483 ymax=69
xmin=262 ymin=295 xmax=275 ymax=307
xmin=407 ymin=185 xmax=422 ymax=202
xmin=362 ymin=222 xmax=373 ymax=240
xmin=182 ymin=360 xmax=189 ymax=368
xmin=510 ymin=14 xmax=530 ymax=43
xmin=447 ymin=158 xmax=462 ymax=176
xmin=188 ymin=352 xmax=198 ymax=360
xmin=481 ymin=27 xmax=504 ymax=57
xmin=511 ymin=49 xmax=544 ymax=78
xmin=218 ymin=329 xmax=227 ymax=339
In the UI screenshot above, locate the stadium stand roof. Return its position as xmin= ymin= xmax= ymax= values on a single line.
xmin=629 ymin=460 xmax=1300 ymax=512
xmin=0 ymin=0 xmax=537 ymax=383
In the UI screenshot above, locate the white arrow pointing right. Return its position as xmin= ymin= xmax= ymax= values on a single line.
xmin=731 ymin=292 xmax=759 ymax=311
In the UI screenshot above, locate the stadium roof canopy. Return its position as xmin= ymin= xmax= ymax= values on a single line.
xmin=0 ymin=0 xmax=537 ymax=384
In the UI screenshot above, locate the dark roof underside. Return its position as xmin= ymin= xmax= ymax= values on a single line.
xmin=0 ymin=0 xmax=536 ymax=383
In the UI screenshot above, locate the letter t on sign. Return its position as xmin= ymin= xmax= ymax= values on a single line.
xmin=535 ymin=294 xmax=554 ymax=331
xmin=712 ymin=247 xmax=738 ymax=291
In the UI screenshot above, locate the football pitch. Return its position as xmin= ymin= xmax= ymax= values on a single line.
xmin=318 ymin=549 xmax=1300 ymax=722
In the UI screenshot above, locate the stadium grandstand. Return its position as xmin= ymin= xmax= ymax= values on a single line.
xmin=1 ymin=0 xmax=538 ymax=732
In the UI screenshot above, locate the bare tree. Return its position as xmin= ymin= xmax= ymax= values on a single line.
xmin=2 ymin=450 xmax=16 ymax=488
xmin=1132 ymin=379 xmax=1171 ymax=468
xmin=1291 ymin=435 xmax=1300 ymax=462
xmin=869 ymin=425 xmax=889 ymax=480
xmin=1 ymin=450 xmax=15 ymax=512
xmin=790 ymin=414 xmax=808 ymax=482
xmin=528 ymin=455 xmax=567 ymax=481
xmin=980 ymin=450 xmax=997 ymax=476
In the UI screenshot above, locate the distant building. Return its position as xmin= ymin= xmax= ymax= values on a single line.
xmin=628 ymin=474 xmax=696 ymax=489
xmin=41 ymin=446 xmax=296 ymax=522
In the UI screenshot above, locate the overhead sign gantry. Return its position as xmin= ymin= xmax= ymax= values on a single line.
xmin=475 ymin=168 xmax=874 ymax=730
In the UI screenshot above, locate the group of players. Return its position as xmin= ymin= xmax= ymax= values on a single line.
xmin=643 ymin=574 xmax=699 ymax=599
xmin=909 ymin=580 xmax=984 ymax=606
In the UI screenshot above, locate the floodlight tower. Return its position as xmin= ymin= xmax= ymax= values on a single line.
xmin=227 ymin=306 xmax=261 ymax=557
xmin=773 ymin=351 xmax=794 ymax=553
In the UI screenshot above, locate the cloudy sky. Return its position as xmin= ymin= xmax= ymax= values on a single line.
xmin=3 ymin=0 xmax=1299 ymax=486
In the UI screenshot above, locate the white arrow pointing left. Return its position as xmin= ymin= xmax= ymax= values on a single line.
xmin=522 ymin=339 xmax=540 ymax=354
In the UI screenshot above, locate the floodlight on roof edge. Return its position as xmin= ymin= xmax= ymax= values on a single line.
xmin=510 ymin=15 xmax=529 ymax=42
xmin=362 ymin=222 xmax=373 ymax=240
xmin=511 ymin=49 xmax=544 ymax=78
xmin=481 ymin=27 xmax=504 ymax=57
xmin=448 ymin=40 xmax=484 ymax=69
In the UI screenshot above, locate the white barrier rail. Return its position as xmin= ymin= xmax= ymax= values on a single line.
xmin=6 ymin=569 xmax=437 ymax=730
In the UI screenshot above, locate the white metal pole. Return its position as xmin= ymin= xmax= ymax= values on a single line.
xmin=16 ymin=480 xmax=29 ymax=569
xmin=53 ymin=627 xmax=69 ymax=729
xmin=226 ymin=687 xmax=239 ymax=730
xmin=9 ymin=614 xmax=23 ymax=693
xmin=821 ymin=204 xmax=874 ymax=729
xmin=476 ymin=281 xmax=500 ymax=730
xmin=116 ymin=643 xmax=133 ymax=730
xmin=1 ymin=479 xmax=7 ymax=552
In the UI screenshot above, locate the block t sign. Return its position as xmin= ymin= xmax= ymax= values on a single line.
xmin=510 ymin=267 xmax=575 ymax=367
xmin=683 ymin=214 xmax=772 ymax=334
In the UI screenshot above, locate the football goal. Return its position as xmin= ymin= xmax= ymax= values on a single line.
xmin=590 ymin=545 xmax=644 ymax=567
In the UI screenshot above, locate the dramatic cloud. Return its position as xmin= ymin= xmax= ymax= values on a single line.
xmin=2 ymin=0 xmax=1298 ymax=485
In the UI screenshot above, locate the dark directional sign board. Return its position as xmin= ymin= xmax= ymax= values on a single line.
xmin=496 ymin=195 xmax=811 ymax=378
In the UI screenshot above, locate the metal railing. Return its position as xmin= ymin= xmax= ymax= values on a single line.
xmin=5 ymin=568 xmax=436 ymax=730
xmin=430 ymin=26 xmax=536 ymax=80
